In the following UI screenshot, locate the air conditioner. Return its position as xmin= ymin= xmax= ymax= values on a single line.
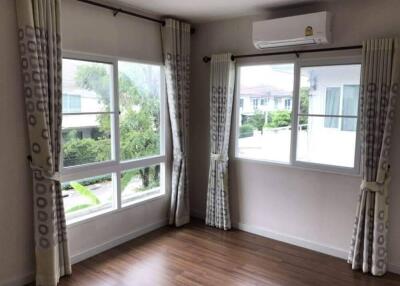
xmin=253 ymin=11 xmax=331 ymax=49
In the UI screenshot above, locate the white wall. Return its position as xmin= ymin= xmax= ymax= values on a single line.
xmin=189 ymin=0 xmax=400 ymax=273
xmin=0 ymin=0 xmax=169 ymax=285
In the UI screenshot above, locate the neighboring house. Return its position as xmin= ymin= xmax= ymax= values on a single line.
xmin=239 ymin=85 xmax=292 ymax=124
xmin=62 ymin=61 xmax=104 ymax=139
xmin=305 ymin=65 xmax=360 ymax=132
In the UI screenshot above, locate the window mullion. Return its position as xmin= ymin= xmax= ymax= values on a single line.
xmin=112 ymin=58 xmax=122 ymax=210
xmin=290 ymin=59 xmax=301 ymax=165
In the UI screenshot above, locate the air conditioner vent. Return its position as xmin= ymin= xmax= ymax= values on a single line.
xmin=253 ymin=12 xmax=331 ymax=49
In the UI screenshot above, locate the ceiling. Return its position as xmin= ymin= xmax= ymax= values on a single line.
xmin=107 ymin=0 xmax=337 ymax=23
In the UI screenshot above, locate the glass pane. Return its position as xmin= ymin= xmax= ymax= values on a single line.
xmin=342 ymin=85 xmax=359 ymax=116
xmin=237 ymin=64 xmax=294 ymax=163
xmin=118 ymin=61 xmax=161 ymax=161
xmin=62 ymin=114 xmax=111 ymax=167
xmin=324 ymin=87 xmax=340 ymax=128
xmin=297 ymin=116 xmax=357 ymax=167
xmin=300 ymin=65 xmax=361 ymax=115
xmin=121 ymin=165 xmax=162 ymax=207
xmin=62 ymin=59 xmax=113 ymax=113
xmin=62 ymin=174 xmax=114 ymax=220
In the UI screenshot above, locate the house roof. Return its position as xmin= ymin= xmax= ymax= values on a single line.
xmin=240 ymin=85 xmax=291 ymax=98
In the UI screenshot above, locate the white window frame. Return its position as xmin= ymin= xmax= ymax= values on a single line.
xmin=234 ymin=54 xmax=362 ymax=176
xmin=61 ymin=51 xmax=167 ymax=225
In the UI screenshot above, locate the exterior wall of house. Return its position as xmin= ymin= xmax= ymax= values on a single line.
xmin=307 ymin=65 xmax=361 ymax=130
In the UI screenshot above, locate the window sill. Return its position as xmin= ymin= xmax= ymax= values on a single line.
xmin=233 ymin=156 xmax=361 ymax=178
xmin=67 ymin=192 xmax=166 ymax=229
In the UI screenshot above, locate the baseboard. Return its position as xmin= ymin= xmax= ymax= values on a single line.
xmin=1 ymin=272 xmax=34 ymax=286
xmin=190 ymin=209 xmax=205 ymax=220
xmin=1 ymin=218 xmax=168 ymax=286
xmin=388 ymin=263 xmax=400 ymax=275
xmin=235 ymin=221 xmax=349 ymax=259
xmin=235 ymin=221 xmax=400 ymax=275
xmin=71 ymin=218 xmax=168 ymax=264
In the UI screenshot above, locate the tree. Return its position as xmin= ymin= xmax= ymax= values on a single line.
xmin=299 ymin=87 xmax=310 ymax=125
xmin=67 ymin=64 xmax=160 ymax=188
xmin=266 ymin=110 xmax=291 ymax=128
xmin=248 ymin=111 xmax=266 ymax=134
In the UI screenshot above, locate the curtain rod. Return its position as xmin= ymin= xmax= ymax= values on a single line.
xmin=77 ymin=0 xmax=196 ymax=33
xmin=77 ymin=0 xmax=165 ymax=24
xmin=202 ymin=45 xmax=362 ymax=63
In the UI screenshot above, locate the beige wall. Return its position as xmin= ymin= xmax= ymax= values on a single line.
xmin=0 ymin=1 xmax=34 ymax=284
xmin=189 ymin=0 xmax=400 ymax=272
xmin=0 ymin=0 xmax=169 ymax=285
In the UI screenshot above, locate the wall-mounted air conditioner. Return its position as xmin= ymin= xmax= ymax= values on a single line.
xmin=253 ymin=11 xmax=331 ymax=49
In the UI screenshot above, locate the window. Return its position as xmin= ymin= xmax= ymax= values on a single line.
xmin=342 ymin=85 xmax=359 ymax=131
xmin=63 ymin=94 xmax=81 ymax=113
xmin=324 ymin=87 xmax=340 ymax=128
xmin=237 ymin=64 xmax=294 ymax=163
xmin=235 ymin=57 xmax=361 ymax=173
xmin=284 ymin=98 xmax=292 ymax=110
xmin=260 ymin=97 xmax=268 ymax=106
xmin=62 ymin=59 xmax=113 ymax=167
xmin=61 ymin=55 xmax=165 ymax=223
xmin=252 ymin=98 xmax=259 ymax=110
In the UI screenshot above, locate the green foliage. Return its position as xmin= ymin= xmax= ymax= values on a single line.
xmin=248 ymin=111 xmax=266 ymax=134
xmin=75 ymin=65 xmax=111 ymax=106
xmin=121 ymin=166 xmax=160 ymax=193
xmin=121 ymin=171 xmax=136 ymax=191
xmin=67 ymin=204 xmax=93 ymax=213
xmin=65 ymin=182 xmax=101 ymax=214
xmin=70 ymin=182 xmax=101 ymax=205
xmin=63 ymin=174 xmax=111 ymax=191
xmin=239 ymin=124 xmax=254 ymax=138
xmin=68 ymin=64 xmax=160 ymax=187
xmin=299 ymin=87 xmax=309 ymax=125
xmin=63 ymin=137 xmax=110 ymax=167
xmin=266 ymin=110 xmax=291 ymax=128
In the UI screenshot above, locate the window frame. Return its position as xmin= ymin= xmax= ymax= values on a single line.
xmin=61 ymin=51 xmax=167 ymax=225
xmin=233 ymin=54 xmax=362 ymax=176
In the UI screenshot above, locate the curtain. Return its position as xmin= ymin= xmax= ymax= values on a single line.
xmin=348 ymin=38 xmax=400 ymax=276
xmin=162 ymin=19 xmax=191 ymax=227
xmin=16 ymin=0 xmax=71 ymax=285
xmin=205 ymin=54 xmax=236 ymax=230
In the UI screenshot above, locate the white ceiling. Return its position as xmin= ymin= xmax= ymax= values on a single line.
xmin=107 ymin=0 xmax=336 ymax=23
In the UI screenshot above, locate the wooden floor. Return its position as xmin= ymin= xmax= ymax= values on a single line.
xmin=57 ymin=221 xmax=400 ymax=286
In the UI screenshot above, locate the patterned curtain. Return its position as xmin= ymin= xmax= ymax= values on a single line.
xmin=16 ymin=0 xmax=71 ymax=285
xmin=162 ymin=19 xmax=191 ymax=227
xmin=348 ymin=38 xmax=400 ymax=276
xmin=205 ymin=54 xmax=236 ymax=230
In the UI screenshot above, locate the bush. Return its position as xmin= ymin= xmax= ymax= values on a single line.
xmin=266 ymin=110 xmax=291 ymax=128
xmin=248 ymin=111 xmax=266 ymax=134
xmin=239 ymin=124 xmax=254 ymax=138
xmin=62 ymin=174 xmax=111 ymax=190
xmin=63 ymin=138 xmax=111 ymax=167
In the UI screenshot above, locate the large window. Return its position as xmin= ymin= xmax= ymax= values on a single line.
xmin=235 ymin=57 xmax=361 ymax=173
xmin=61 ymin=54 xmax=165 ymax=223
